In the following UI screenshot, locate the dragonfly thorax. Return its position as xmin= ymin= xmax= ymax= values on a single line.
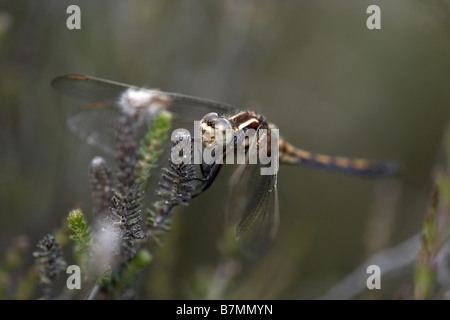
xmin=200 ymin=112 xmax=233 ymax=148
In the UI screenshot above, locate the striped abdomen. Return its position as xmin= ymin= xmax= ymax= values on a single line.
xmin=278 ymin=140 xmax=398 ymax=177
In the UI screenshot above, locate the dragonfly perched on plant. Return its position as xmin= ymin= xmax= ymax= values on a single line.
xmin=52 ymin=74 xmax=398 ymax=258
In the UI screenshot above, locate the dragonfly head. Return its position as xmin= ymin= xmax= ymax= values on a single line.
xmin=200 ymin=112 xmax=233 ymax=148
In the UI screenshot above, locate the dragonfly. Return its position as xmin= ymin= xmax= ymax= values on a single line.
xmin=52 ymin=74 xmax=398 ymax=258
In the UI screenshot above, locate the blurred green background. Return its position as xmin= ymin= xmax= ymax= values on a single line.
xmin=1 ymin=0 xmax=450 ymax=299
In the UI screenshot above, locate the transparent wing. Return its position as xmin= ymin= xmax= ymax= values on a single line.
xmin=226 ymin=132 xmax=280 ymax=259
xmin=53 ymin=74 xmax=241 ymax=125
xmin=52 ymin=74 xmax=242 ymax=154
xmin=227 ymin=164 xmax=279 ymax=259
xmin=51 ymin=74 xmax=130 ymax=103
xmin=66 ymin=104 xmax=120 ymax=155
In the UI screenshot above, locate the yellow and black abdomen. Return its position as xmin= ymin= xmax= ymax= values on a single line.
xmin=279 ymin=140 xmax=399 ymax=177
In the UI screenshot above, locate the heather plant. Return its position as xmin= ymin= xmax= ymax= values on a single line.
xmin=0 ymin=109 xmax=200 ymax=299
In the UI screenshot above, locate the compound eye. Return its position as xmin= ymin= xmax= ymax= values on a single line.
xmin=214 ymin=117 xmax=233 ymax=146
xmin=201 ymin=112 xmax=219 ymax=124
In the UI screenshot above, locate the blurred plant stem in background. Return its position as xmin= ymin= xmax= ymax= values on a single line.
xmin=414 ymin=183 xmax=440 ymax=299
xmin=321 ymin=123 xmax=450 ymax=300
xmin=414 ymin=125 xmax=450 ymax=300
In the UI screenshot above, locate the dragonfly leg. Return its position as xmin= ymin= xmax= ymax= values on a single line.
xmin=190 ymin=163 xmax=223 ymax=198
